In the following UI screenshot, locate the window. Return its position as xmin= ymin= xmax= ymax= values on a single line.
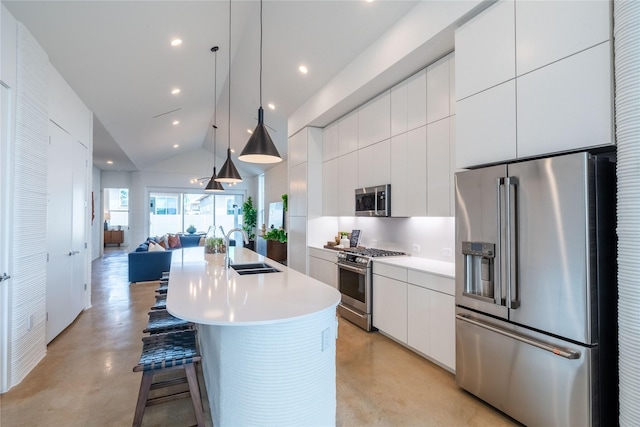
xmin=104 ymin=188 xmax=129 ymax=228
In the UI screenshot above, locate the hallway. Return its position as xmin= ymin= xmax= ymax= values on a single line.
xmin=0 ymin=248 xmax=515 ymax=426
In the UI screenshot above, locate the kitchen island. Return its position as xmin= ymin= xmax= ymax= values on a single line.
xmin=166 ymin=247 xmax=341 ymax=426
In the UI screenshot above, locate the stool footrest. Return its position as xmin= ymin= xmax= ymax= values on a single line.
xmin=150 ymin=376 xmax=187 ymax=390
xmin=146 ymin=390 xmax=191 ymax=407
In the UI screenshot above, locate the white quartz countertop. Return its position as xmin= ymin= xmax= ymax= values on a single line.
xmin=372 ymin=256 xmax=455 ymax=278
xmin=166 ymin=247 xmax=341 ymax=326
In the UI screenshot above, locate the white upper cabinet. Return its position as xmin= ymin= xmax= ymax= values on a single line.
xmin=288 ymin=128 xmax=307 ymax=168
xmin=515 ymin=0 xmax=611 ymax=76
xmin=390 ymin=133 xmax=408 ymax=217
xmin=338 ymin=151 xmax=358 ymax=217
xmin=449 ymin=53 xmax=456 ymax=116
xmin=517 ymin=42 xmax=613 ymax=159
xmin=372 ymin=91 xmax=391 ymax=145
xmin=358 ymin=139 xmax=390 ymax=189
xmin=427 ymin=55 xmax=450 ymax=124
xmin=338 ymin=110 xmax=358 ymax=156
xmin=455 ymin=0 xmax=515 ymax=100
xmin=391 ymin=80 xmax=408 ymax=137
xmin=407 ymin=69 xmax=427 ymax=131
xmin=406 ymin=126 xmax=428 ymax=216
xmin=322 ymin=121 xmax=339 ymax=162
xmin=427 ymin=118 xmax=451 ymax=216
xmin=456 ymin=80 xmax=517 ymax=169
xmin=358 ymin=98 xmax=374 ymax=149
xmin=322 ymin=158 xmax=339 ymax=216
xmin=289 ymin=161 xmax=307 ymax=217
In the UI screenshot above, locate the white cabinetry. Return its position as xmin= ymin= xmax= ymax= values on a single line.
xmin=517 ymin=43 xmax=613 ymax=158
xmin=515 ymin=0 xmax=611 ymax=76
xmin=288 ymin=127 xmax=307 ymax=168
xmin=289 ymin=162 xmax=307 ymax=217
xmin=322 ymin=158 xmax=339 ymax=216
xmin=322 ymin=121 xmax=339 ymax=162
xmin=391 ymin=80 xmax=408 ymax=137
xmin=358 ymin=139 xmax=390 ymax=189
xmin=358 ymin=91 xmax=390 ymax=149
xmin=391 ymin=126 xmax=427 ymax=217
xmin=373 ymin=262 xmax=455 ymax=371
xmin=427 ymin=55 xmax=451 ymax=124
xmin=338 ymin=151 xmax=358 ymax=217
xmin=338 ymin=111 xmax=358 ymax=156
xmin=427 ymin=118 xmax=451 ymax=216
xmin=308 ymin=247 xmax=338 ymax=289
xmin=407 ymin=69 xmax=428 ymax=131
xmin=455 ymin=0 xmax=515 ymax=100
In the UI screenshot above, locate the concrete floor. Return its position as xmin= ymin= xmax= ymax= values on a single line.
xmin=0 ymin=248 xmax=518 ymax=426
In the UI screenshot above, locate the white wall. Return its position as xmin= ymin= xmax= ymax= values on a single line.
xmin=91 ymin=166 xmax=102 ymax=260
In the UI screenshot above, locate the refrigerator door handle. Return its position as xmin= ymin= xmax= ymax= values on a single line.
xmin=496 ymin=177 xmax=506 ymax=306
xmin=456 ymin=314 xmax=580 ymax=360
xmin=505 ymin=176 xmax=520 ymax=309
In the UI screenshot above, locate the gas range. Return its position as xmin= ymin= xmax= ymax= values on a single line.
xmin=337 ymin=248 xmax=407 ymax=268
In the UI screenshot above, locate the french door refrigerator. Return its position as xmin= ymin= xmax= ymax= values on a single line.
xmin=454 ymin=152 xmax=617 ymax=427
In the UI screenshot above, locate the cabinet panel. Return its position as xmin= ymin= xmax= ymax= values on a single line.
xmin=372 ymin=262 xmax=407 ymax=282
xmin=456 ymin=80 xmax=516 ymax=169
xmin=308 ymin=256 xmax=337 ymax=289
xmin=391 ymin=80 xmax=408 ymax=137
xmin=426 ymin=56 xmax=450 ymax=124
xmin=516 ymin=0 xmax=610 ymax=76
xmin=408 ymin=285 xmax=430 ymax=356
xmin=448 ymin=53 xmax=456 ymax=116
xmin=357 ymin=139 xmax=390 ymax=189
xmin=288 ymin=129 xmax=307 ymax=168
xmin=449 ymin=117 xmax=457 ymax=216
xmin=407 ymin=69 xmax=427 ymax=131
xmin=517 ymin=42 xmax=613 ymax=159
xmin=338 ymin=111 xmax=359 ymax=156
xmin=289 ymin=162 xmax=307 ymax=217
xmin=357 ymin=99 xmax=374 ymax=149
xmin=322 ymin=159 xmax=339 ymax=216
xmin=390 ymin=133 xmax=408 ymax=217
xmin=408 ymin=270 xmax=454 ymax=296
xmin=338 ymin=151 xmax=358 ymax=217
xmin=406 ymin=126 xmax=427 ymax=216
xmin=372 ymin=91 xmax=391 ymax=145
xmin=288 ymin=216 xmax=307 ymax=274
xmin=322 ymin=122 xmax=339 ymax=162
xmin=372 ymin=274 xmax=407 ymax=343
xmin=455 ymin=0 xmax=515 ymax=100
xmin=429 ymin=292 xmax=455 ymax=370
xmin=427 ymin=118 xmax=451 ymax=216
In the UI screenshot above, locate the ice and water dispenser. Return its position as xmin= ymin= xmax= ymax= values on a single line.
xmin=462 ymin=241 xmax=496 ymax=302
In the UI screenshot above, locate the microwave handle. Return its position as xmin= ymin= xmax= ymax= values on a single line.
xmin=374 ymin=187 xmax=378 ymax=216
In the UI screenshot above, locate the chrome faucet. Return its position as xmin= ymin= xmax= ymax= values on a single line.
xmin=224 ymin=228 xmax=249 ymax=268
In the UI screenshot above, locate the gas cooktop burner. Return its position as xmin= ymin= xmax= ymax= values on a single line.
xmin=344 ymin=248 xmax=406 ymax=257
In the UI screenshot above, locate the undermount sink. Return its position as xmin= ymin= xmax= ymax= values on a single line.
xmin=231 ymin=262 xmax=281 ymax=275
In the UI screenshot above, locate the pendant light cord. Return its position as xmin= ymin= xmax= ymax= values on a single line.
xmin=228 ymin=0 xmax=232 ymax=152
xmin=213 ymin=48 xmax=217 ymax=169
xmin=259 ymin=0 xmax=263 ymax=108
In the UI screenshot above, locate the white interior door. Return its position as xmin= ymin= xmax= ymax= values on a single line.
xmin=71 ymin=139 xmax=87 ymax=315
xmin=0 ymin=83 xmax=12 ymax=391
xmin=46 ymin=123 xmax=83 ymax=343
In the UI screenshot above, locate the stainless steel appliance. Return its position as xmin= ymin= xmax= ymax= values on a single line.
xmin=355 ymin=184 xmax=391 ymax=217
xmin=337 ymin=248 xmax=406 ymax=331
xmin=455 ymin=151 xmax=617 ymax=426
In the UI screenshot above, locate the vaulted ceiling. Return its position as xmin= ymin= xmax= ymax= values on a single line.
xmin=4 ymin=0 xmax=421 ymax=177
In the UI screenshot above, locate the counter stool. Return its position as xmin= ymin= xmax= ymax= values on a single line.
xmin=132 ymin=330 xmax=204 ymax=427
xmin=143 ymin=310 xmax=193 ymax=334
xmin=150 ymin=295 xmax=167 ymax=311
xmin=155 ymin=283 xmax=168 ymax=294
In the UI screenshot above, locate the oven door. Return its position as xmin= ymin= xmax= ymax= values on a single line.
xmin=337 ymin=263 xmax=369 ymax=314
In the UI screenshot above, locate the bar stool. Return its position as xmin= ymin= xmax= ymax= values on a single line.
xmin=155 ymin=283 xmax=168 ymax=295
xmin=132 ymin=330 xmax=204 ymax=427
xmin=143 ymin=310 xmax=193 ymax=334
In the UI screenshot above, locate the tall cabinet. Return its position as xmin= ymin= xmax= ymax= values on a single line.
xmin=288 ymin=127 xmax=322 ymax=274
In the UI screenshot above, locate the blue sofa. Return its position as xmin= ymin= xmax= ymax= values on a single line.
xmin=128 ymin=249 xmax=173 ymax=283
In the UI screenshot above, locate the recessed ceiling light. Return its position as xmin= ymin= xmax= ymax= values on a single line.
xmin=267 ymin=103 xmax=275 ymax=110
xmin=298 ymin=65 xmax=308 ymax=74
xmin=247 ymin=129 xmax=253 ymax=134
xmin=173 ymin=144 xmax=180 ymax=148
xmin=171 ymin=38 xmax=183 ymax=47
xmin=173 ymin=120 xmax=180 ymax=126
xmin=171 ymin=88 xmax=181 ymax=95
xmin=107 ymin=160 xmax=114 ymax=164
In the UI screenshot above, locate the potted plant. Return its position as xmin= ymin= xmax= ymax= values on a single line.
xmin=186 ymin=224 xmax=197 ymax=234
xmin=264 ymin=228 xmax=287 ymax=262
xmin=205 ymin=237 xmax=225 ymax=254
xmin=242 ymin=197 xmax=257 ymax=251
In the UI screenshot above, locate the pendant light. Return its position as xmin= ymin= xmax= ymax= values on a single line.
xmin=238 ymin=0 xmax=282 ymax=164
xmin=205 ymin=46 xmax=225 ymax=192
xmin=216 ymin=0 xmax=243 ymax=183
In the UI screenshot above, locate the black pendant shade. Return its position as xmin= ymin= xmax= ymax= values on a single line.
xmin=238 ymin=107 xmax=282 ymax=164
xmin=216 ymin=148 xmax=243 ymax=183
xmin=204 ymin=166 xmax=224 ymax=192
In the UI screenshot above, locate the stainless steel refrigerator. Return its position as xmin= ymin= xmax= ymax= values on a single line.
xmin=454 ymin=152 xmax=617 ymax=426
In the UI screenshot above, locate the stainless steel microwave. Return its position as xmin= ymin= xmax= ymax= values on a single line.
xmin=355 ymin=184 xmax=391 ymax=217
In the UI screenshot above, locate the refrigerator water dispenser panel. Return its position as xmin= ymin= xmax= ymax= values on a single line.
xmin=462 ymin=242 xmax=496 ymax=302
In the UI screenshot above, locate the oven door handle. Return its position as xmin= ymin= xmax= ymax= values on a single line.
xmin=337 ymin=263 xmax=367 ymax=274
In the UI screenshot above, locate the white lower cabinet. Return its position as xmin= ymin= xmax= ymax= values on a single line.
xmin=372 ymin=274 xmax=408 ymax=344
xmin=373 ymin=262 xmax=455 ymax=372
xmin=308 ymin=248 xmax=338 ymax=289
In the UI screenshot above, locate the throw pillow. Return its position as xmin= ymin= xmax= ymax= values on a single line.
xmin=135 ymin=243 xmax=149 ymax=252
xmin=157 ymin=239 xmax=167 ymax=249
xmin=149 ymin=241 xmax=166 ymax=252
xmin=168 ymin=234 xmax=181 ymax=249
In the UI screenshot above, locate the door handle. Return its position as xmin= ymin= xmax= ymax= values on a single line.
xmin=0 ymin=273 xmax=11 ymax=282
xmin=505 ymin=176 xmax=519 ymax=309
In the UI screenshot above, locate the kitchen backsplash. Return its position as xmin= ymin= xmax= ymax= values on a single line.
xmin=308 ymin=216 xmax=455 ymax=263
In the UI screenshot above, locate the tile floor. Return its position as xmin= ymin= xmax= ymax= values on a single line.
xmin=0 ymin=248 xmax=518 ymax=426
